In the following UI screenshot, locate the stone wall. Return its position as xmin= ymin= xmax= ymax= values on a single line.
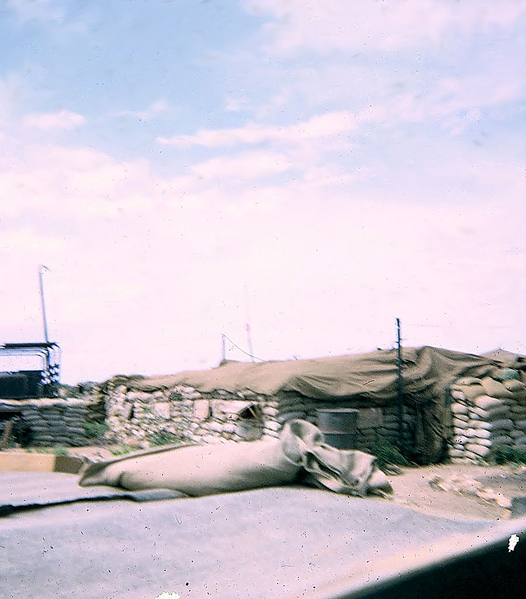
xmin=104 ymin=381 xmax=276 ymax=449
xmin=0 ymin=397 xmax=92 ymax=447
xmin=447 ymin=372 xmax=526 ymax=461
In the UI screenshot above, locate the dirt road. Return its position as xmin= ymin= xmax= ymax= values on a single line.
xmin=387 ymin=463 xmax=526 ymax=520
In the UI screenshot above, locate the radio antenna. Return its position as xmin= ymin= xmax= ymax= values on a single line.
xmin=39 ymin=265 xmax=50 ymax=343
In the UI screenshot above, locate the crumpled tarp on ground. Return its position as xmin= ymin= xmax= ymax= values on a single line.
xmin=79 ymin=420 xmax=392 ymax=497
xmin=111 ymin=346 xmax=506 ymax=463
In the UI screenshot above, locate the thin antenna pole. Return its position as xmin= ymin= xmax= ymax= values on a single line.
xmin=244 ymin=286 xmax=255 ymax=362
xmin=396 ymin=317 xmax=405 ymax=452
xmin=39 ymin=265 xmax=50 ymax=343
xmin=221 ymin=333 xmax=226 ymax=362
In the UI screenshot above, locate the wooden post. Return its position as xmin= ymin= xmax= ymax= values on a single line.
xmin=396 ymin=318 xmax=405 ymax=452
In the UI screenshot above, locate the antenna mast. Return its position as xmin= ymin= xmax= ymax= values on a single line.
xmin=39 ymin=265 xmax=50 ymax=343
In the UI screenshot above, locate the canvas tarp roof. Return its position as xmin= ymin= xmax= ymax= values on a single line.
xmin=482 ymin=348 xmax=526 ymax=365
xmin=126 ymin=346 xmax=498 ymax=401
xmin=111 ymin=347 xmax=507 ymax=464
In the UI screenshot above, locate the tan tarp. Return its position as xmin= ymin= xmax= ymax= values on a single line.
xmin=127 ymin=346 xmax=498 ymax=400
xmin=79 ymin=420 xmax=392 ymax=497
xmin=113 ymin=347 xmax=505 ymax=463
xmin=482 ymin=348 xmax=526 ymax=365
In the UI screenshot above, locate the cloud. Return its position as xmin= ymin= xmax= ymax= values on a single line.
xmin=244 ymin=0 xmax=526 ymax=54
xmin=190 ymin=150 xmax=293 ymax=180
xmin=166 ymin=67 xmax=524 ymax=159
xmin=23 ymin=110 xmax=86 ymax=130
xmin=157 ymin=109 xmax=378 ymax=148
xmin=114 ymin=99 xmax=170 ymax=122
xmin=224 ymin=96 xmax=251 ymax=112
xmin=6 ymin=0 xmax=65 ymax=25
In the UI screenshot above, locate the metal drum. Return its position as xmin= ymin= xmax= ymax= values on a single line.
xmin=317 ymin=408 xmax=358 ymax=449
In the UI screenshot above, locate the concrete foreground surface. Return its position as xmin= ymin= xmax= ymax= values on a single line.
xmin=1 ymin=471 xmax=525 ymax=599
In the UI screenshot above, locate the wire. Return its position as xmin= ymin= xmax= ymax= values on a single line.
xmin=222 ymin=334 xmax=265 ymax=362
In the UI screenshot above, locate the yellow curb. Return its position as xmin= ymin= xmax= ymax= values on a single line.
xmin=0 ymin=452 xmax=83 ymax=474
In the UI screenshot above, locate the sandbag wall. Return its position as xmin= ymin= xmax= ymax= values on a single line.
xmin=448 ymin=372 xmax=526 ymax=461
xmin=276 ymin=391 xmax=416 ymax=453
xmin=0 ymin=398 xmax=91 ymax=447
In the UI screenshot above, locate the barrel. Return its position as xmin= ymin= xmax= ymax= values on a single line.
xmin=317 ymin=408 xmax=358 ymax=449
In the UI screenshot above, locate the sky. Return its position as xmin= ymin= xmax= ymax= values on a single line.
xmin=1 ymin=0 xmax=525 ymax=384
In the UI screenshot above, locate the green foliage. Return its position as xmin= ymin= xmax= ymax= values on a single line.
xmin=110 ymin=445 xmax=136 ymax=456
xmin=492 ymin=446 xmax=526 ymax=465
xmin=369 ymin=438 xmax=410 ymax=471
xmin=28 ymin=446 xmax=69 ymax=455
xmin=84 ymin=421 xmax=109 ymax=439
xmin=148 ymin=431 xmax=183 ymax=447
xmin=53 ymin=446 xmax=70 ymax=456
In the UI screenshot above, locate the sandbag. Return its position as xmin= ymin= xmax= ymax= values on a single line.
xmin=510 ymin=405 xmax=526 ymax=417
xmin=490 ymin=435 xmax=513 ymax=447
xmin=452 ymin=415 xmax=469 ymax=426
xmin=473 ymin=419 xmax=514 ymax=432
xmin=453 ymin=435 xmax=468 ymax=446
xmin=448 ymin=448 xmax=465 ymax=459
xmin=451 ymin=403 xmax=468 ymax=415
xmin=465 ymin=428 xmax=491 ymax=440
xmin=79 ymin=420 xmax=392 ymax=498
xmin=481 ymin=377 xmax=513 ymax=399
xmin=471 ymin=406 xmax=510 ymax=421
xmin=473 ymin=395 xmax=504 ymax=411
xmin=472 ymin=437 xmax=492 ymax=448
xmin=466 ymin=444 xmax=491 ymax=458
xmin=454 ymin=377 xmax=482 ymax=386
xmin=510 ymin=390 xmax=526 ymax=402
xmin=458 ymin=384 xmax=485 ymax=401
xmin=503 ymin=379 xmax=526 ymax=392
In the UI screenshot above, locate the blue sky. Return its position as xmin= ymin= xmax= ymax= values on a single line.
xmin=1 ymin=0 xmax=525 ymax=383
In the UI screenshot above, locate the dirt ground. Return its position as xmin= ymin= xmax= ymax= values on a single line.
xmin=385 ymin=463 xmax=526 ymax=521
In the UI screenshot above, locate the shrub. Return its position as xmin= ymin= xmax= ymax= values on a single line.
xmin=110 ymin=445 xmax=136 ymax=456
xmin=84 ymin=421 xmax=109 ymax=439
xmin=53 ymin=446 xmax=70 ymax=456
xmin=369 ymin=439 xmax=410 ymax=471
xmin=492 ymin=446 xmax=526 ymax=465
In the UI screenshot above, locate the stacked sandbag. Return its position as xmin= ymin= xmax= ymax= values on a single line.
xmin=449 ymin=377 xmax=513 ymax=460
xmin=503 ymin=378 xmax=526 ymax=453
xmin=276 ymin=394 xmax=313 ymax=429
xmin=448 ymin=391 xmax=471 ymax=460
